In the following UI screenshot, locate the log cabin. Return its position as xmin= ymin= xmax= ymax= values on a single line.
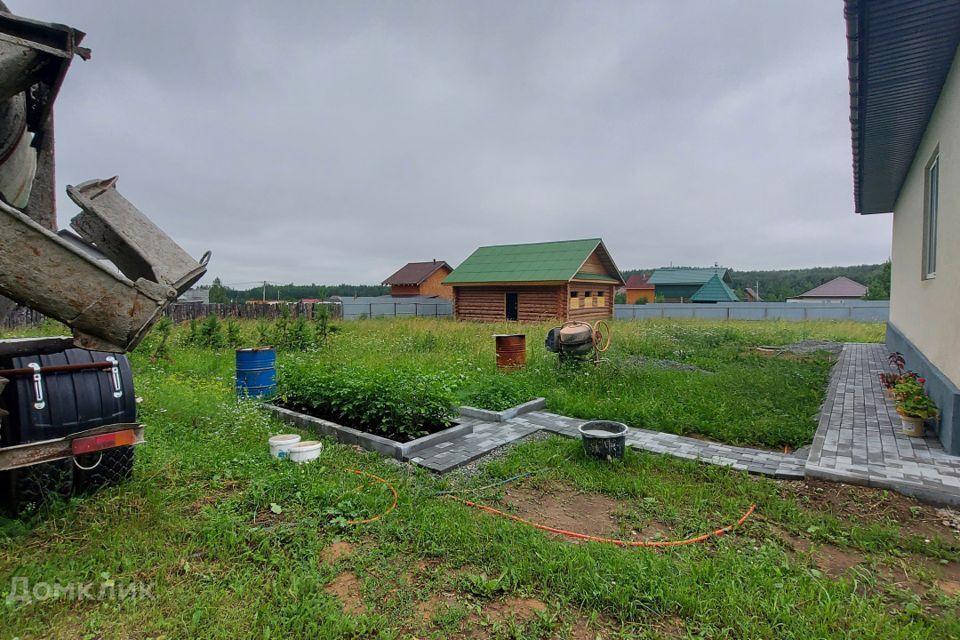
xmin=444 ymin=238 xmax=624 ymax=322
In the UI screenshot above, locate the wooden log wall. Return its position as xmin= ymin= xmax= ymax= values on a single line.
xmin=565 ymin=283 xmax=615 ymax=322
xmin=454 ymin=285 xmax=566 ymax=322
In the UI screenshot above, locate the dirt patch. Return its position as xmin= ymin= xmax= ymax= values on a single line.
xmin=482 ymin=596 xmax=547 ymax=624
xmin=781 ymin=479 xmax=959 ymax=543
xmin=325 ymin=571 xmax=365 ymax=616
xmin=500 ymin=484 xmax=667 ymax=543
xmin=771 ymin=525 xmax=861 ymax=578
xmin=813 ymin=544 xmax=862 ymax=578
xmin=320 ymin=541 xmax=356 ymax=564
xmin=414 ymin=592 xmax=460 ymax=622
xmin=186 ymin=480 xmax=243 ymax=515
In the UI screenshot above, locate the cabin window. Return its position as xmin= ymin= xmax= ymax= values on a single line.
xmin=597 ymin=292 xmax=605 ymax=307
xmin=924 ymin=152 xmax=940 ymax=279
xmin=569 ymin=291 xmax=580 ymax=309
xmin=584 ymin=291 xmax=593 ymax=308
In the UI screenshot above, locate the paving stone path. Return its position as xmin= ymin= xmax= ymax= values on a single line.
xmin=806 ymin=343 xmax=960 ymax=505
xmin=414 ymin=343 xmax=960 ymax=505
xmin=412 ymin=411 xmax=806 ymax=478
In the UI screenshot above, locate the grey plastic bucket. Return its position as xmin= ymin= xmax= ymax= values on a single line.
xmin=578 ymin=420 xmax=628 ymax=460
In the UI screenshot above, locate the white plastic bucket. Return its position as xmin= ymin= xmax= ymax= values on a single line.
xmin=288 ymin=440 xmax=322 ymax=463
xmin=269 ymin=434 xmax=301 ymax=460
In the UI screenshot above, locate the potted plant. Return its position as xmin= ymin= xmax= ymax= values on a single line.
xmin=880 ymin=352 xmax=907 ymax=397
xmin=893 ymin=377 xmax=938 ymax=437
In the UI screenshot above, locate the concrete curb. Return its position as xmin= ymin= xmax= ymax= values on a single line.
xmin=264 ymin=404 xmax=474 ymax=461
xmin=458 ymin=397 xmax=546 ymax=422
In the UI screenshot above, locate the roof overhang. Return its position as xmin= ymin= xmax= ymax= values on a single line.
xmin=846 ymin=0 xmax=960 ymax=214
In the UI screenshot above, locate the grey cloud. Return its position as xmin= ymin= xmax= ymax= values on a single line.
xmin=25 ymin=0 xmax=889 ymax=285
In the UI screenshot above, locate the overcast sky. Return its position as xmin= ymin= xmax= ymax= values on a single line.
xmin=27 ymin=1 xmax=890 ymax=286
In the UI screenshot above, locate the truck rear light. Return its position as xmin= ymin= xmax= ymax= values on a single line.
xmin=71 ymin=429 xmax=136 ymax=455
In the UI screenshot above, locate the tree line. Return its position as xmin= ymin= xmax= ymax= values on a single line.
xmin=203 ymin=280 xmax=389 ymax=303
xmin=620 ymin=262 xmax=891 ymax=301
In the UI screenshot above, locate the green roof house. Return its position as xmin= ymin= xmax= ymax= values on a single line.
xmin=444 ymin=238 xmax=624 ymax=322
xmin=647 ymin=267 xmax=733 ymax=302
xmin=689 ymin=273 xmax=739 ymax=303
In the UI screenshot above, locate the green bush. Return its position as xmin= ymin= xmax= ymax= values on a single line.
xmin=460 ymin=373 xmax=532 ymax=411
xmin=278 ymin=358 xmax=456 ymax=440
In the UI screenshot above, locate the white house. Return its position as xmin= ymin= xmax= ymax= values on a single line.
xmin=845 ymin=0 xmax=960 ymax=454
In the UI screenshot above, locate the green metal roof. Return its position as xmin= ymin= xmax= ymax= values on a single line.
xmin=647 ymin=267 xmax=727 ymax=285
xmin=690 ymin=273 xmax=739 ymax=302
xmin=444 ymin=238 xmax=623 ymax=285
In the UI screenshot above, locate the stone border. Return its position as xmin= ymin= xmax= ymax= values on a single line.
xmin=264 ymin=404 xmax=474 ymax=461
xmin=458 ymin=397 xmax=546 ymax=422
xmin=265 ymin=399 xmax=547 ymax=462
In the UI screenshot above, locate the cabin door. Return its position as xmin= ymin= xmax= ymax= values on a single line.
xmin=505 ymin=292 xmax=518 ymax=321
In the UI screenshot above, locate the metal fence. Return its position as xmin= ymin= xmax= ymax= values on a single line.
xmin=340 ymin=300 xmax=453 ymax=320
xmin=614 ymin=301 xmax=889 ymax=322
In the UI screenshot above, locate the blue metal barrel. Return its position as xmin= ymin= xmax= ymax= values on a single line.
xmin=236 ymin=348 xmax=276 ymax=398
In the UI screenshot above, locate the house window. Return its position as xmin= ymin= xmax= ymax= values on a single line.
xmin=569 ymin=291 xmax=579 ymax=310
xmin=584 ymin=291 xmax=593 ymax=308
xmin=597 ymin=292 xmax=605 ymax=307
xmin=924 ymin=153 xmax=940 ymax=279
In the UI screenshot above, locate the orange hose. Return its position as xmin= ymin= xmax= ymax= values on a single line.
xmin=341 ymin=468 xmax=398 ymax=525
xmin=450 ymin=497 xmax=756 ymax=548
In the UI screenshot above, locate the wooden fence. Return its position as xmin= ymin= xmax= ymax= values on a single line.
xmin=1 ymin=302 xmax=342 ymax=331
xmin=0 ymin=306 xmax=47 ymax=331
xmin=163 ymin=302 xmax=341 ymax=323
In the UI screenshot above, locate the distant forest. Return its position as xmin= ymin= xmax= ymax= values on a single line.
xmin=621 ymin=262 xmax=891 ymax=301
xmin=199 ymin=262 xmax=890 ymax=304
xmin=201 ymin=280 xmax=389 ymax=303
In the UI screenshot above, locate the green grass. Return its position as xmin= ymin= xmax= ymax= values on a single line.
xmin=9 ymin=318 xmax=956 ymax=639
xmin=0 ymin=327 xmax=956 ymax=638
xmin=269 ymin=318 xmax=881 ymax=449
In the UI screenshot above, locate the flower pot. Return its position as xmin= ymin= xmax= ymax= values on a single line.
xmin=898 ymin=413 xmax=925 ymax=437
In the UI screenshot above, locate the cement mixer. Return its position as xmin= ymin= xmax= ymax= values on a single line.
xmin=544 ymin=321 xmax=611 ymax=365
xmin=0 ymin=4 xmax=208 ymax=511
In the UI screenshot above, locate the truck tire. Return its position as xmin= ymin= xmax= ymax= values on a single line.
xmin=1 ymin=458 xmax=73 ymax=515
xmin=74 ymin=446 xmax=134 ymax=493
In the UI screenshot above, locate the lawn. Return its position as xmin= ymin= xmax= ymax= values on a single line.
xmin=275 ymin=317 xmax=883 ymax=448
xmin=5 ymin=317 xmax=959 ymax=639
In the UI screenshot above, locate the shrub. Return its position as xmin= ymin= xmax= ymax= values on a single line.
xmin=461 ymin=374 xmax=532 ymax=411
xmin=278 ymin=359 xmax=456 ymax=440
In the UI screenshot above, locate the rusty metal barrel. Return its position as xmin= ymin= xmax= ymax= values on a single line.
xmin=494 ymin=334 xmax=526 ymax=369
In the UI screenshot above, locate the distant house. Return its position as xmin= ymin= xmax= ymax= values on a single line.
xmin=786 ymin=277 xmax=867 ymax=303
xmin=647 ymin=267 xmax=734 ymax=303
xmin=299 ymin=298 xmax=324 ymax=305
xmin=179 ymin=288 xmax=210 ymax=304
xmin=382 ymin=260 xmax=453 ymax=299
xmin=844 ymin=1 xmax=960 ymax=453
xmin=689 ymin=273 xmax=739 ymax=303
xmin=444 ymin=238 xmax=624 ymax=322
xmin=624 ymin=274 xmax=655 ymax=304
xmin=744 ymin=287 xmax=762 ymax=302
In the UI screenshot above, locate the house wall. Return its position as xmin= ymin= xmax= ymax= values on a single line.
xmin=889 ymin=45 xmax=960 ymax=454
xmin=453 ymin=285 xmax=565 ymax=322
xmin=654 ymin=284 xmax=701 ymax=302
xmin=625 ymin=289 xmax=654 ymax=304
xmin=420 ymin=268 xmax=453 ymax=299
xmin=566 ymin=283 xmax=615 ymax=321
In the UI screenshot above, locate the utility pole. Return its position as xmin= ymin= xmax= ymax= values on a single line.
xmin=262 ymin=281 xmax=266 ymax=302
